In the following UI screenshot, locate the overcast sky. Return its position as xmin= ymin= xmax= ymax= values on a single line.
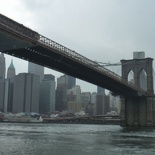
xmin=1 ymin=0 xmax=155 ymax=92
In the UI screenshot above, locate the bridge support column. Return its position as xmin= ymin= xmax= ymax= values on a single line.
xmin=120 ymin=96 xmax=155 ymax=127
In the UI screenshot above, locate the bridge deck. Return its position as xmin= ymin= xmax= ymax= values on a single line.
xmin=0 ymin=13 xmax=147 ymax=96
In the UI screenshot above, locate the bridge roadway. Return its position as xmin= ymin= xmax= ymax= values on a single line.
xmin=0 ymin=14 xmax=147 ymax=96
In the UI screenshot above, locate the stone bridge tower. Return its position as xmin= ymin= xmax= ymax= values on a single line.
xmin=120 ymin=52 xmax=155 ymax=127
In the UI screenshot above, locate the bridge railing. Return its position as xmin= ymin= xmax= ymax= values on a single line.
xmin=38 ymin=35 xmax=146 ymax=94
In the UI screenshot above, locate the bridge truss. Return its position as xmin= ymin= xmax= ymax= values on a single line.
xmin=0 ymin=13 xmax=147 ymax=96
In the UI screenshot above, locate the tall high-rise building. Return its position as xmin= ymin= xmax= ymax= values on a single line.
xmin=95 ymin=95 xmax=106 ymax=115
xmin=91 ymin=92 xmax=97 ymax=104
xmin=66 ymin=75 xmax=76 ymax=89
xmin=109 ymin=93 xmax=121 ymax=114
xmin=97 ymin=86 xmax=105 ymax=95
xmin=28 ymin=62 xmax=44 ymax=81
xmin=55 ymin=74 xmax=76 ymax=111
xmin=44 ymin=74 xmax=55 ymax=81
xmin=0 ymin=79 xmax=4 ymax=111
xmin=96 ymin=86 xmax=107 ymax=115
xmin=0 ymin=53 xmax=5 ymax=79
xmin=0 ymin=79 xmax=9 ymax=112
xmin=7 ymin=59 xmax=16 ymax=82
xmin=67 ymin=85 xmax=81 ymax=102
xmin=7 ymin=59 xmax=16 ymax=112
xmin=0 ymin=53 xmax=7 ymax=112
xmin=39 ymin=74 xmax=56 ymax=115
xmin=12 ymin=73 xmax=40 ymax=113
xmin=81 ymin=92 xmax=91 ymax=104
xmin=55 ymin=75 xmax=67 ymax=111
xmin=67 ymin=85 xmax=82 ymax=113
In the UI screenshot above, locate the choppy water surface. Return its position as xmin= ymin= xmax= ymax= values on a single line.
xmin=0 ymin=123 xmax=155 ymax=155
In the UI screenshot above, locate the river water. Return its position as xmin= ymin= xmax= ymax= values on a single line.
xmin=0 ymin=123 xmax=155 ymax=155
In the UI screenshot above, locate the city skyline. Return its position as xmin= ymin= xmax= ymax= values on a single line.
xmin=1 ymin=53 xmax=120 ymax=115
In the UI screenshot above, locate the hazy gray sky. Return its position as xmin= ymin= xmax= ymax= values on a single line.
xmin=1 ymin=0 xmax=155 ymax=92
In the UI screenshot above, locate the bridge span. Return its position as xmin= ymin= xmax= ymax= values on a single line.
xmin=0 ymin=14 xmax=147 ymax=97
xmin=1 ymin=14 xmax=155 ymax=127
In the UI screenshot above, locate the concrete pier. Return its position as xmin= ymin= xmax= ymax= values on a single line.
xmin=120 ymin=96 xmax=155 ymax=127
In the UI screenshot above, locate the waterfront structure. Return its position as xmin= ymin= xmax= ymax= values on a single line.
xmin=12 ymin=73 xmax=40 ymax=113
xmin=39 ymin=74 xmax=56 ymax=115
xmin=28 ymin=62 xmax=44 ymax=81
xmin=0 ymin=53 xmax=5 ymax=79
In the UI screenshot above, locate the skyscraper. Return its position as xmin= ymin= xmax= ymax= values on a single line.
xmin=66 ymin=75 xmax=76 ymax=89
xmin=0 ymin=53 xmax=7 ymax=112
xmin=0 ymin=53 xmax=5 ymax=79
xmin=7 ymin=59 xmax=16 ymax=82
xmin=67 ymin=85 xmax=81 ymax=102
xmin=7 ymin=59 xmax=16 ymax=112
xmin=97 ymin=86 xmax=105 ymax=95
xmin=55 ymin=74 xmax=76 ymax=111
xmin=28 ymin=62 xmax=44 ymax=81
xmin=96 ymin=86 xmax=106 ymax=115
xmin=39 ymin=74 xmax=56 ymax=114
xmin=91 ymin=92 xmax=97 ymax=104
xmin=55 ymin=75 xmax=67 ymax=111
xmin=0 ymin=79 xmax=9 ymax=112
xmin=12 ymin=73 xmax=40 ymax=113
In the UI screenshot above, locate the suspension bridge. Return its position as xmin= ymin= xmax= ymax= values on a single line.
xmin=0 ymin=13 xmax=155 ymax=127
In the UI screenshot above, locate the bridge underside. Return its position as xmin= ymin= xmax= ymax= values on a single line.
xmin=0 ymin=30 xmax=144 ymax=96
